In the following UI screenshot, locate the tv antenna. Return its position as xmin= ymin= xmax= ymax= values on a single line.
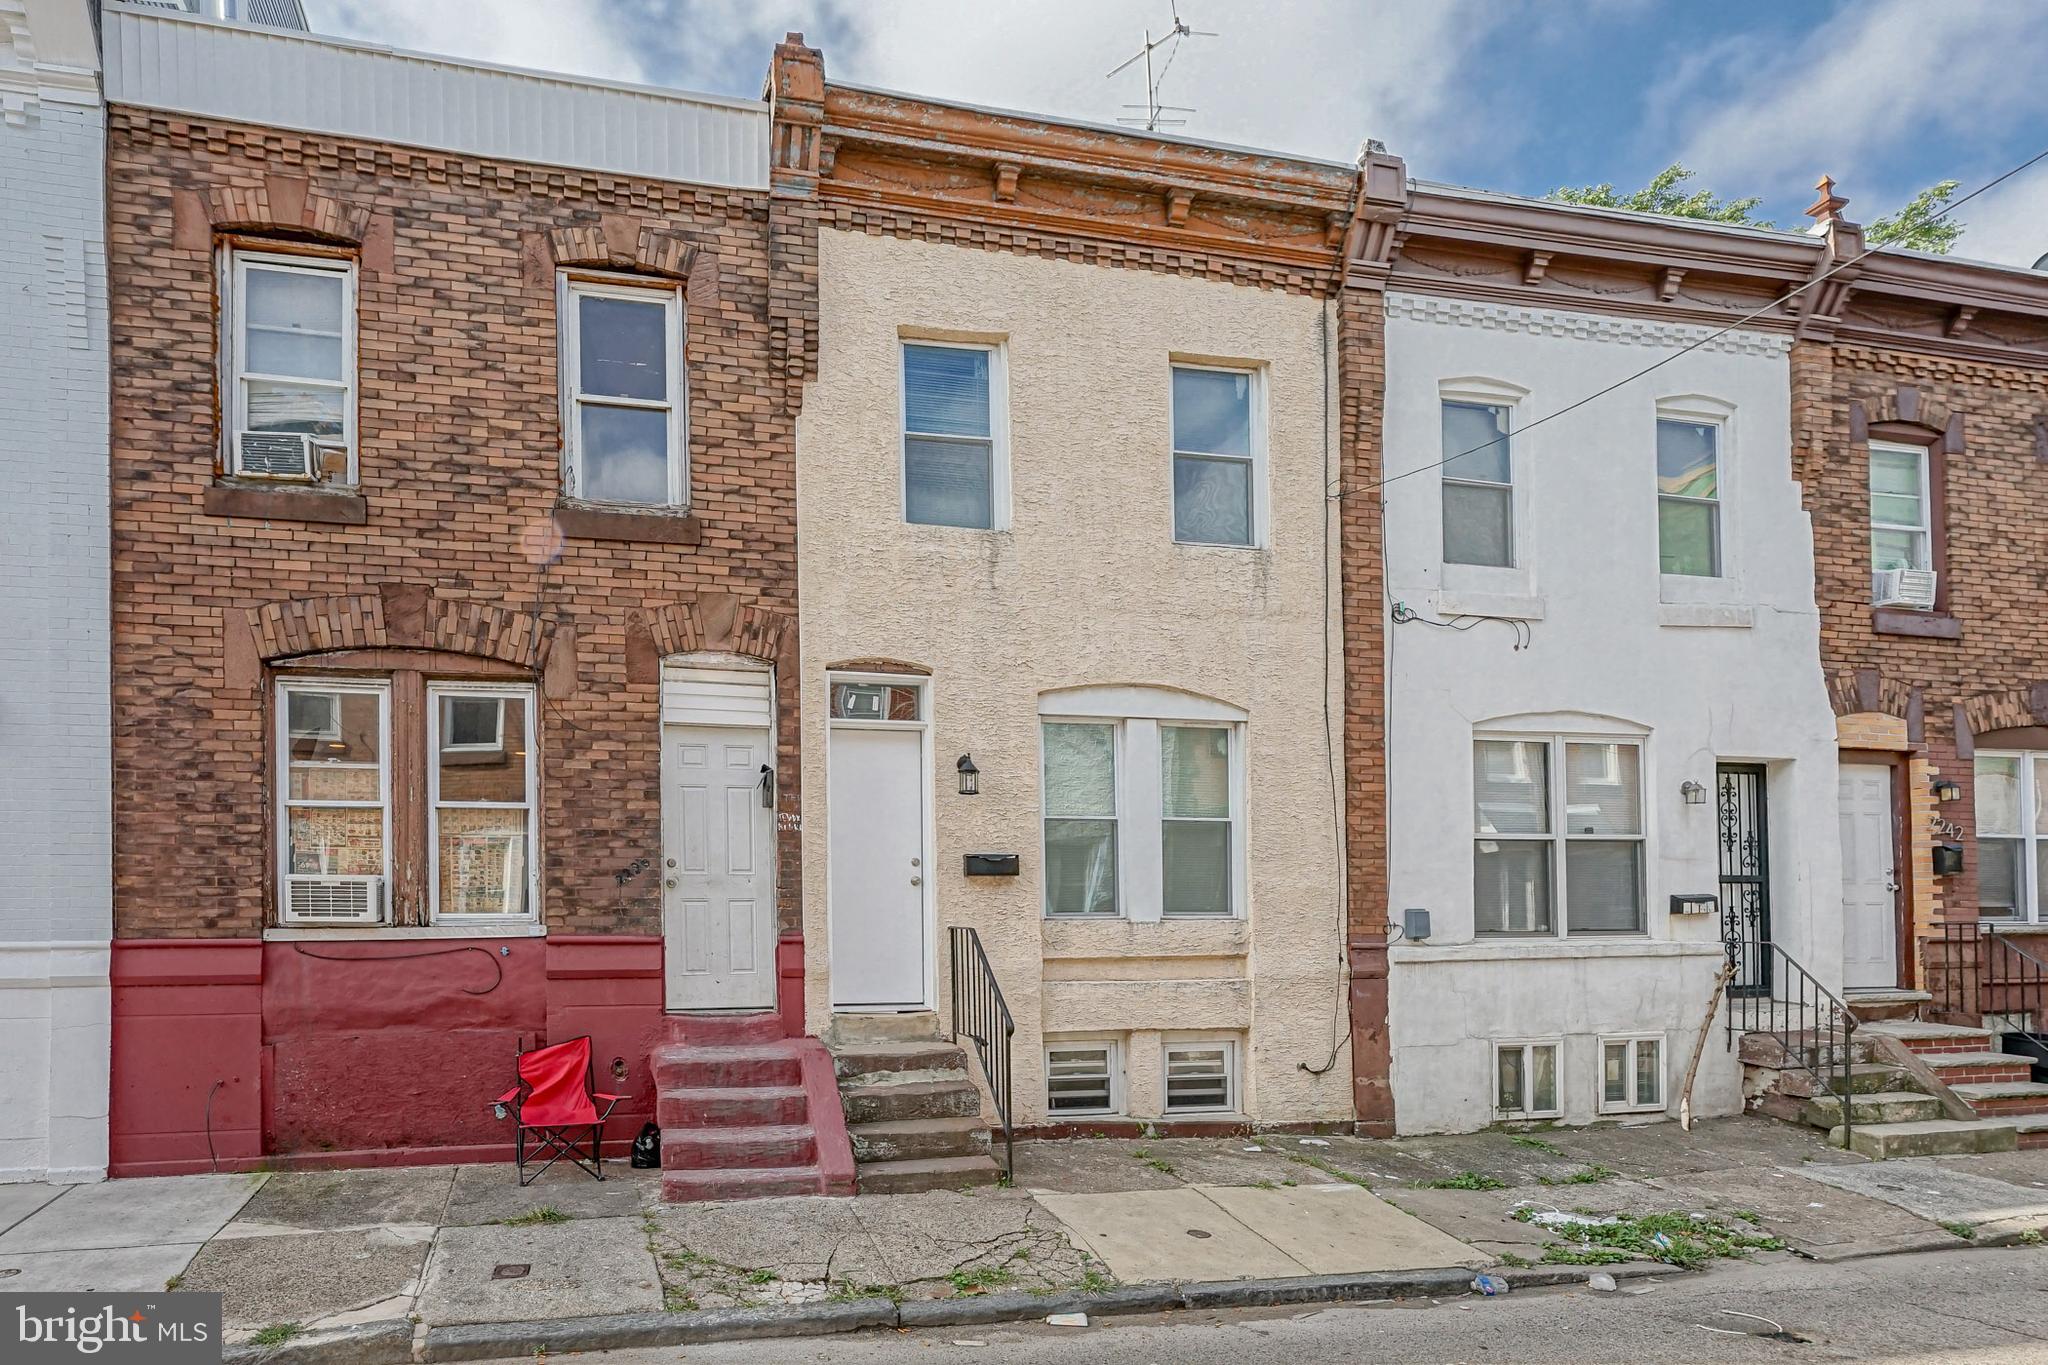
xmin=1108 ymin=3 xmax=1215 ymax=132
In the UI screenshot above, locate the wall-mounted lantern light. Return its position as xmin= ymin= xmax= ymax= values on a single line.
xmin=956 ymin=754 xmax=980 ymax=797
xmin=1932 ymin=778 xmax=1963 ymax=802
xmin=1679 ymin=779 xmax=1709 ymax=806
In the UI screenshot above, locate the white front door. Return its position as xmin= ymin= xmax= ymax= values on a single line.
xmin=663 ymin=725 xmax=776 ymax=1011
xmin=1839 ymin=762 xmax=1898 ymax=991
xmin=829 ymin=725 xmax=927 ymax=1009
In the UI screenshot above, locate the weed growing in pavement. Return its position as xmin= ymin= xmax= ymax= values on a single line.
xmin=1730 ymin=1209 xmax=1765 ymax=1225
xmin=2018 ymin=1229 xmax=2043 ymax=1246
xmin=1942 ymin=1221 xmax=1977 ymax=1240
xmin=1514 ymin=1209 xmax=1785 ymax=1270
xmin=1131 ymin=1147 xmax=1175 ymax=1176
xmin=1508 ymin=1136 xmax=1564 ymax=1156
xmin=1494 ymin=1252 xmax=1533 ymax=1268
xmin=948 ymin=1264 xmax=1016 ymax=1293
xmin=1288 ymin=1154 xmax=1371 ymax=1188
xmin=501 ymin=1206 xmax=569 ymax=1226
xmin=1537 ymin=1165 xmax=1618 ymax=1187
xmin=1422 ymin=1171 xmax=1509 ymax=1191
xmin=250 ymin=1325 xmax=304 ymax=1347
xmin=662 ymin=1287 xmax=697 ymax=1313
xmin=742 ymin=1268 xmax=777 ymax=1285
xmin=1077 ymin=1268 xmax=1116 ymax=1294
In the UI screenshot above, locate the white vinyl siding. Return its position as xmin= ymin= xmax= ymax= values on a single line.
xmin=561 ymin=277 xmax=685 ymax=506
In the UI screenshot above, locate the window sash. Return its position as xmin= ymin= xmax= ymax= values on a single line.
xmin=1601 ymin=1036 xmax=1664 ymax=1112
xmin=1978 ymin=752 xmax=2046 ymax=922
xmin=231 ymin=252 xmax=357 ymax=475
xmin=1475 ymin=736 xmax=1644 ymax=937
xmin=1045 ymin=1043 xmax=1119 ymax=1115
xmin=1170 ymin=364 xmax=1259 ymax=547
xmin=428 ymin=684 xmax=538 ymax=921
xmin=1495 ymin=1041 xmax=1560 ymax=1119
xmin=902 ymin=341 xmax=999 ymax=530
xmin=563 ymin=278 xmax=685 ymax=506
xmin=277 ymin=680 xmax=390 ymax=895
xmin=1162 ymin=1040 xmax=1236 ymax=1113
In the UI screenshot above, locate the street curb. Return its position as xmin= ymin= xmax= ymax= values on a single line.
xmin=223 ymin=1320 xmax=415 ymax=1365
xmin=267 ymin=1262 xmax=1691 ymax=1364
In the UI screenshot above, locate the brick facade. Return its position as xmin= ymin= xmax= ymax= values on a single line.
xmin=1797 ymin=336 xmax=2048 ymax=982
xmin=106 ymin=107 xmax=810 ymax=942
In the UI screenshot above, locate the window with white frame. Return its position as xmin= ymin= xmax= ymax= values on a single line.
xmin=1656 ymin=418 xmax=1721 ymax=577
xmin=1441 ymin=400 xmax=1513 ymax=567
xmin=1171 ymin=364 xmax=1260 ymax=547
xmin=226 ymin=251 xmax=356 ymax=484
xmin=1869 ymin=441 xmax=1932 ymax=580
xmin=430 ymin=685 xmax=537 ymax=921
xmin=277 ymin=679 xmax=389 ymax=924
xmin=1474 ymin=736 xmax=1644 ymax=936
xmin=1975 ymin=752 xmax=2048 ymax=921
xmin=1495 ymin=1040 xmax=1561 ymax=1120
xmin=1045 ymin=1040 xmax=1120 ymax=1115
xmin=1163 ymin=1039 xmax=1238 ymax=1113
xmin=1041 ymin=694 xmax=1245 ymax=921
xmin=902 ymin=341 xmax=1001 ymax=529
xmin=562 ymin=277 xmax=685 ymax=506
xmin=1599 ymin=1035 xmax=1664 ymax=1114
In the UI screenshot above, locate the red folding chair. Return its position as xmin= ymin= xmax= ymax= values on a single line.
xmin=491 ymin=1036 xmax=623 ymax=1185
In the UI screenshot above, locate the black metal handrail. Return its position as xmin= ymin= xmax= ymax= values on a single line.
xmin=1723 ymin=924 xmax=1857 ymax=1150
xmin=1935 ymin=921 xmax=2048 ymax=1025
xmin=948 ymin=925 xmax=1015 ymax=1177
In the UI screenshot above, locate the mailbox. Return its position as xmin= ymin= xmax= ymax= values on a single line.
xmin=963 ymin=853 xmax=1020 ymax=877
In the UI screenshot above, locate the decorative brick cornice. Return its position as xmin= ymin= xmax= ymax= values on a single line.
xmin=1385 ymin=292 xmax=1791 ymax=357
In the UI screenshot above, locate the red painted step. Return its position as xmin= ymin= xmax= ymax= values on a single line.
xmin=658 ymin=1085 xmax=808 ymax=1129
xmin=661 ymin=1122 xmax=818 ymax=1171
xmin=661 ymin=1165 xmax=835 ymax=1202
xmin=653 ymin=1042 xmax=804 ymax=1090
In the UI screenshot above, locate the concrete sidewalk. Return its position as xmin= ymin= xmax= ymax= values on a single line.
xmin=1 ymin=1116 xmax=2044 ymax=1359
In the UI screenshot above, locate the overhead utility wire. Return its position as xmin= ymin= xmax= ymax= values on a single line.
xmin=1334 ymin=145 xmax=2048 ymax=502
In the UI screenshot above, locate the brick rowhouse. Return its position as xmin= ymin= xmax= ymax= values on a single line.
xmin=103 ymin=19 xmax=818 ymax=1173
xmin=1793 ymin=191 xmax=2048 ymax=997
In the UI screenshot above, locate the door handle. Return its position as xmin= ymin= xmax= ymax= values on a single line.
xmin=910 ymin=876 xmax=923 ymax=887
xmin=665 ymin=878 xmax=677 ymax=889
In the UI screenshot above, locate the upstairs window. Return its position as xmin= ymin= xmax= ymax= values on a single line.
xmin=1870 ymin=442 xmax=1931 ymax=575
xmin=1656 ymin=418 xmax=1721 ymax=577
xmin=902 ymin=341 xmax=1000 ymax=529
xmin=1171 ymin=365 xmax=1259 ymax=547
xmin=1441 ymin=401 xmax=1513 ymax=567
xmin=562 ymin=278 xmax=685 ymax=506
xmin=227 ymin=251 xmax=356 ymax=484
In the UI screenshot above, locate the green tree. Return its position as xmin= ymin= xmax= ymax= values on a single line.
xmin=1866 ymin=179 xmax=1963 ymax=254
xmin=1547 ymin=164 xmax=1964 ymax=255
xmin=1547 ymin=163 xmax=1773 ymax=228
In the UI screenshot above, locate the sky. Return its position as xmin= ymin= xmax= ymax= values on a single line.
xmin=311 ymin=0 xmax=2048 ymax=268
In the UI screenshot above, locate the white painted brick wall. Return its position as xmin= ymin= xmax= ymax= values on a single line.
xmin=0 ymin=96 xmax=110 ymax=947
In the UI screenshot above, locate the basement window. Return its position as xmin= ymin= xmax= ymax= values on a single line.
xmin=1598 ymin=1034 xmax=1664 ymax=1114
xmin=1494 ymin=1040 xmax=1561 ymax=1120
xmin=1162 ymin=1039 xmax=1237 ymax=1113
xmin=1045 ymin=1041 xmax=1119 ymax=1116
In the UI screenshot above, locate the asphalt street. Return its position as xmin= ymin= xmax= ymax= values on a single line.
xmin=580 ymin=1244 xmax=2048 ymax=1364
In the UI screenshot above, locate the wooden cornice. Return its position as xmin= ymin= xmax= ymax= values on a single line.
xmin=816 ymin=82 xmax=1355 ymax=275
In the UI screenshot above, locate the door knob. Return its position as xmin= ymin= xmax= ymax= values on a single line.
xmin=911 ymin=857 xmax=921 ymax=867
xmin=665 ymin=878 xmax=677 ymax=889
xmin=910 ymin=876 xmax=923 ymax=887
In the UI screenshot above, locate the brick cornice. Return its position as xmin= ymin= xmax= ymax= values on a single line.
xmin=243 ymin=589 xmax=555 ymax=671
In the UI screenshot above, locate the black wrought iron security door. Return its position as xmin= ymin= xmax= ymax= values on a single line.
xmin=1718 ymin=764 xmax=1772 ymax=995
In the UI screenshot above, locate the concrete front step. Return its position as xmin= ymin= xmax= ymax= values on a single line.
xmin=1952 ymin=1081 xmax=2048 ymax=1117
xmin=854 ymin=1153 xmax=1003 ymax=1194
xmin=831 ymin=1040 xmax=970 ymax=1081
xmin=840 ymin=1076 xmax=984 ymax=1125
xmin=657 ymin=1084 xmax=808 ymax=1129
xmin=653 ymin=1043 xmax=804 ymax=1090
xmin=1802 ymin=1090 xmax=1947 ymax=1128
xmin=660 ymin=1122 xmax=818 ymax=1171
xmin=662 ymin=1164 xmax=836 ymax=1202
xmin=848 ymin=1115 xmax=991 ymax=1164
xmin=1845 ymin=989 xmax=1933 ymax=1022
xmin=1830 ymin=1117 xmax=2020 ymax=1159
xmin=1770 ymin=1062 xmax=1916 ymax=1099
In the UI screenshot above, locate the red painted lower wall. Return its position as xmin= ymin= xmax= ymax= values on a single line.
xmin=110 ymin=934 xmax=668 ymax=1177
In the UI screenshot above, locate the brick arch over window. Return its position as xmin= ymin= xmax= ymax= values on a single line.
xmin=224 ymin=585 xmax=563 ymax=690
xmin=1849 ymin=384 xmax=1966 ymax=454
xmin=1825 ymin=667 xmax=1917 ymax=722
xmin=624 ymin=593 xmax=794 ymax=683
xmin=1954 ymin=686 xmax=2048 ymax=761
xmin=171 ymin=174 xmax=389 ymax=263
xmin=544 ymin=215 xmax=701 ymax=282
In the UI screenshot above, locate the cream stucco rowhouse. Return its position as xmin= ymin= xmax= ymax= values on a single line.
xmin=796 ymin=226 xmax=1352 ymax=1128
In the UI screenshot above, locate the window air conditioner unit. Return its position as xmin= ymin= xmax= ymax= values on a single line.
xmin=282 ymin=875 xmax=385 ymax=925
xmin=1873 ymin=567 xmax=1937 ymax=610
xmin=235 ymin=431 xmax=318 ymax=480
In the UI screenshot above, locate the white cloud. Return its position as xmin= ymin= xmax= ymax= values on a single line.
xmin=313 ymin=0 xmax=653 ymax=86
xmin=1944 ymin=158 xmax=2048 ymax=270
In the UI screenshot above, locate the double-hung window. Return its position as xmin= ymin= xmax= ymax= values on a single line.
xmin=1171 ymin=364 xmax=1259 ymax=547
xmin=277 ymin=679 xmax=390 ymax=924
xmin=227 ymin=251 xmax=356 ymax=483
xmin=902 ymin=341 xmax=1000 ymax=529
xmin=430 ymin=685 xmax=537 ymax=921
xmin=1600 ymin=1035 xmax=1665 ymax=1114
xmin=1870 ymin=441 xmax=1932 ymax=591
xmin=1041 ymin=699 xmax=1244 ymax=920
xmin=1474 ymin=736 xmax=1644 ymax=936
xmin=1976 ymin=752 xmax=2048 ymax=921
xmin=1656 ymin=418 xmax=1721 ymax=577
xmin=563 ymin=277 xmax=685 ymax=506
xmin=1441 ymin=401 xmax=1514 ymax=567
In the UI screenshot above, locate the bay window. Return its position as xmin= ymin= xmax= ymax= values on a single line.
xmin=1474 ymin=735 xmax=1644 ymax=936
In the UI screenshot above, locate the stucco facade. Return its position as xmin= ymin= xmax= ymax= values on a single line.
xmin=797 ymin=226 xmax=1350 ymax=1127
xmin=1380 ymin=293 xmax=1842 ymax=1134
xmin=0 ymin=0 xmax=110 ymax=1184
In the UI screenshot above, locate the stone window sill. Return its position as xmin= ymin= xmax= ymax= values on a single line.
xmin=204 ymin=480 xmax=367 ymax=525
xmin=554 ymin=499 xmax=702 ymax=545
xmin=1872 ymin=607 xmax=1961 ymax=639
xmin=264 ymin=924 xmax=547 ymax=941
xmin=1391 ymin=938 xmax=1722 ymax=964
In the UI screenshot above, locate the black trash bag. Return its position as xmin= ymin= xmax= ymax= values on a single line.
xmin=630 ymin=1122 xmax=661 ymax=1169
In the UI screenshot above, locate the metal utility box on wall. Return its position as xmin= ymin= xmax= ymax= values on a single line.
xmin=1669 ymin=893 xmax=1718 ymax=916
xmin=963 ymin=852 xmax=1020 ymax=877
